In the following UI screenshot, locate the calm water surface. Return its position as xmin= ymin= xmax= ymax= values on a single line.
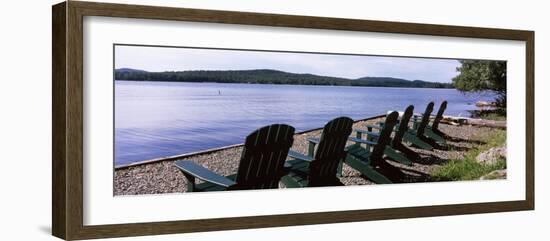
xmin=115 ymin=81 xmax=495 ymax=166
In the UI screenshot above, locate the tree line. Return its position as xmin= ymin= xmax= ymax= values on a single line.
xmin=114 ymin=68 xmax=454 ymax=89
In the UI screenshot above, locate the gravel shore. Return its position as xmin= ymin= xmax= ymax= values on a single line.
xmin=114 ymin=118 xmax=499 ymax=195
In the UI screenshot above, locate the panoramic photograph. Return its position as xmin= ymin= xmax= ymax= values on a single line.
xmin=113 ymin=45 xmax=507 ymax=195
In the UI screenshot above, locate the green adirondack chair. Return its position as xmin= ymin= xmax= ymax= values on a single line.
xmin=360 ymin=105 xmax=419 ymax=165
xmin=344 ymin=111 xmax=399 ymax=184
xmin=424 ymin=101 xmax=448 ymax=145
xmin=404 ymin=102 xmax=436 ymax=150
xmin=411 ymin=101 xmax=447 ymax=148
xmin=281 ymin=117 xmax=353 ymax=188
xmin=174 ymin=124 xmax=295 ymax=192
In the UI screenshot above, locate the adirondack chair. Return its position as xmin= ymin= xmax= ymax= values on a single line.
xmin=360 ymin=105 xmax=419 ymax=165
xmin=411 ymin=101 xmax=447 ymax=148
xmin=174 ymin=124 xmax=295 ymax=192
xmin=344 ymin=111 xmax=400 ymax=184
xmin=404 ymin=102 xmax=436 ymax=150
xmin=281 ymin=117 xmax=353 ymax=188
xmin=423 ymin=101 xmax=448 ymax=145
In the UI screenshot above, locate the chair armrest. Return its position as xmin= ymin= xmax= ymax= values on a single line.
xmin=412 ymin=114 xmax=427 ymax=123
xmin=365 ymin=124 xmax=382 ymax=130
xmin=354 ymin=129 xmax=380 ymax=137
xmin=414 ymin=113 xmax=436 ymax=119
xmin=288 ymin=150 xmax=314 ymax=162
xmin=349 ymin=137 xmax=378 ymax=146
xmin=306 ymin=137 xmax=319 ymax=157
xmin=174 ymin=160 xmax=236 ymax=188
xmin=307 ymin=137 xmax=320 ymax=144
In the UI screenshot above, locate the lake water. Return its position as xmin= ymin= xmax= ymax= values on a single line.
xmin=115 ymin=81 xmax=495 ymax=166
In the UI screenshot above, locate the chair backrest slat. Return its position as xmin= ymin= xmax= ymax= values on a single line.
xmin=234 ymin=124 xmax=295 ymax=189
xmin=417 ymin=102 xmax=434 ymax=136
xmin=432 ymin=101 xmax=447 ymax=130
xmin=372 ymin=111 xmax=399 ymax=159
xmin=309 ymin=117 xmax=353 ymax=186
xmin=393 ymin=105 xmax=414 ymax=145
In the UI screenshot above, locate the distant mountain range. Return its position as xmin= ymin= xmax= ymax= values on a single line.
xmin=114 ymin=68 xmax=454 ymax=89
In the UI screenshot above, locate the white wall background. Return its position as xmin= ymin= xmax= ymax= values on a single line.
xmin=0 ymin=0 xmax=547 ymax=240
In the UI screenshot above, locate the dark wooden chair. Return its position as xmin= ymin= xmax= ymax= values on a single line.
xmin=424 ymin=101 xmax=448 ymax=145
xmin=344 ymin=111 xmax=399 ymax=184
xmin=174 ymin=124 xmax=295 ymax=192
xmin=281 ymin=117 xmax=353 ymax=188
xmin=411 ymin=101 xmax=447 ymax=149
xmin=360 ymin=105 xmax=418 ymax=165
xmin=405 ymin=102 xmax=436 ymax=150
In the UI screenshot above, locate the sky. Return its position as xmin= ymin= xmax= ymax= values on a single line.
xmin=115 ymin=45 xmax=462 ymax=83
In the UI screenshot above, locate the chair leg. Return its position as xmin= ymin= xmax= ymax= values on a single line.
xmin=336 ymin=160 xmax=343 ymax=177
xmin=182 ymin=173 xmax=197 ymax=192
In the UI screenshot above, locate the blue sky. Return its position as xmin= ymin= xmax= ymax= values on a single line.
xmin=115 ymin=45 xmax=461 ymax=83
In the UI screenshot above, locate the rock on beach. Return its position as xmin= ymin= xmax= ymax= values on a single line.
xmin=475 ymin=146 xmax=506 ymax=165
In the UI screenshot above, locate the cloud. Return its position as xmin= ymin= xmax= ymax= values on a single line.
xmin=115 ymin=45 xmax=462 ymax=83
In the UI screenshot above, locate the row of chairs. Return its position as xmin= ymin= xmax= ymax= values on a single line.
xmin=174 ymin=101 xmax=448 ymax=192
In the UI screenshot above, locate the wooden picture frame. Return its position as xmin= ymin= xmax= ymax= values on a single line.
xmin=52 ymin=1 xmax=534 ymax=240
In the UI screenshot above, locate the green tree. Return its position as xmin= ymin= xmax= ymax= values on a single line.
xmin=452 ymin=60 xmax=507 ymax=107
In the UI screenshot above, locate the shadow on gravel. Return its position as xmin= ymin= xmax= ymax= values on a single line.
xmin=367 ymin=160 xmax=432 ymax=183
xmin=443 ymin=143 xmax=471 ymax=152
xmin=411 ymin=154 xmax=449 ymax=165
xmin=446 ymin=136 xmax=486 ymax=145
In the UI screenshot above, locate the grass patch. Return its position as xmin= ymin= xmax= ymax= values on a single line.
xmin=432 ymin=129 xmax=506 ymax=181
xmin=479 ymin=112 xmax=507 ymax=121
xmin=432 ymin=158 xmax=506 ymax=181
xmin=483 ymin=129 xmax=506 ymax=149
xmin=473 ymin=109 xmax=507 ymax=121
